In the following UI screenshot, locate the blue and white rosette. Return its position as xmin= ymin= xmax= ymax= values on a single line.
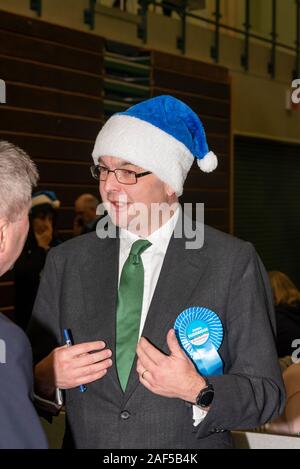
xmin=174 ymin=306 xmax=224 ymax=376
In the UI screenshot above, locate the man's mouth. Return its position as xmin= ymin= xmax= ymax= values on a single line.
xmin=109 ymin=201 xmax=129 ymax=210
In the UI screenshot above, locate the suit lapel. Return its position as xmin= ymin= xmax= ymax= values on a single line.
xmin=123 ymin=219 xmax=210 ymax=402
xmin=80 ymin=232 xmax=123 ymax=397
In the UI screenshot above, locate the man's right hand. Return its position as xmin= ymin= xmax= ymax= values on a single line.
xmin=34 ymin=341 xmax=112 ymax=400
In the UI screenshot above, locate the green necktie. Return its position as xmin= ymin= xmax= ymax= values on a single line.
xmin=116 ymin=239 xmax=152 ymax=392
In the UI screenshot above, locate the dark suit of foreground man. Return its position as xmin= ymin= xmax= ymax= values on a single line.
xmin=0 ymin=141 xmax=47 ymax=449
xmin=0 ymin=314 xmax=47 ymax=448
xmin=29 ymin=96 xmax=285 ymax=448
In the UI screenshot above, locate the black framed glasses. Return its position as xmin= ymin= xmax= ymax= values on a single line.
xmin=90 ymin=165 xmax=152 ymax=185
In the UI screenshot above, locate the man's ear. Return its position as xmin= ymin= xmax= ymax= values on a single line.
xmin=0 ymin=220 xmax=8 ymax=253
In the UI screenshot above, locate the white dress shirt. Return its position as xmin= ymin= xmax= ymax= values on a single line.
xmin=45 ymin=209 xmax=207 ymax=424
xmin=119 ymin=208 xmax=207 ymax=426
xmin=119 ymin=208 xmax=180 ymax=338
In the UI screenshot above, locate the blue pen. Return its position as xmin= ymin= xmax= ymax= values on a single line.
xmin=63 ymin=328 xmax=87 ymax=393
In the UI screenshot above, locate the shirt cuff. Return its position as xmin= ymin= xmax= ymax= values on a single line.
xmin=192 ymin=405 xmax=208 ymax=426
xmin=34 ymin=388 xmax=63 ymax=415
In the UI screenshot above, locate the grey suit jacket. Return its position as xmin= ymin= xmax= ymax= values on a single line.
xmin=28 ymin=220 xmax=285 ymax=449
xmin=0 ymin=313 xmax=48 ymax=449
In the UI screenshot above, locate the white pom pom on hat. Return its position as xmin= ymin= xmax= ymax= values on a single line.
xmin=92 ymin=95 xmax=218 ymax=196
xmin=197 ymin=151 xmax=218 ymax=173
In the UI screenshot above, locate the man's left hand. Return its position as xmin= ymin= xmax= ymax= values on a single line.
xmin=136 ymin=328 xmax=206 ymax=403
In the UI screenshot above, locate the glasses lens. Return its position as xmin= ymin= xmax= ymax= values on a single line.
xmin=99 ymin=166 xmax=109 ymax=181
xmin=116 ymin=169 xmax=136 ymax=185
xmin=90 ymin=165 xmax=100 ymax=180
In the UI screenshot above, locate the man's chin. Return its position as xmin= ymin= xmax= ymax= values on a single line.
xmin=106 ymin=209 xmax=130 ymax=230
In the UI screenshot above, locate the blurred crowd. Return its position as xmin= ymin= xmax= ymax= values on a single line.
xmin=13 ymin=190 xmax=101 ymax=331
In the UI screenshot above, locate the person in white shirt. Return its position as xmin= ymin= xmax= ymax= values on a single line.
xmin=29 ymin=96 xmax=284 ymax=449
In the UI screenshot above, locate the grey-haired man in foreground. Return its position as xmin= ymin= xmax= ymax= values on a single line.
xmin=0 ymin=141 xmax=48 ymax=449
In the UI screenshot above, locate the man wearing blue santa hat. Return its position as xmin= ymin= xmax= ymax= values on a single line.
xmin=29 ymin=95 xmax=284 ymax=448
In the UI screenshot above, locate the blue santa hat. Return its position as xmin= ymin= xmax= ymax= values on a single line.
xmin=31 ymin=190 xmax=60 ymax=210
xmin=92 ymin=95 xmax=217 ymax=196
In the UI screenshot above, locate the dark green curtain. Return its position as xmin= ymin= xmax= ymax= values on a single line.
xmin=234 ymin=136 xmax=300 ymax=288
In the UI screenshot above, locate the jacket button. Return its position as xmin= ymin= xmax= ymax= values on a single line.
xmin=213 ymin=427 xmax=225 ymax=433
xmin=121 ymin=411 xmax=130 ymax=420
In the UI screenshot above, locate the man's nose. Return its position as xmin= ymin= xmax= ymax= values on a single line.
xmin=102 ymin=170 xmax=122 ymax=192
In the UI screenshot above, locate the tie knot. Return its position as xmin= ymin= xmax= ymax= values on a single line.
xmin=129 ymin=239 xmax=152 ymax=265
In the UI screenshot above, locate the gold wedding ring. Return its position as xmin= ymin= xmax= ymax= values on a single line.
xmin=141 ymin=370 xmax=149 ymax=379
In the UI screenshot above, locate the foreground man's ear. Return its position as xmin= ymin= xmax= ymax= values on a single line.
xmin=0 ymin=220 xmax=8 ymax=253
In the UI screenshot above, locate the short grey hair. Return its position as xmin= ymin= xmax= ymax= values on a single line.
xmin=0 ymin=141 xmax=39 ymax=222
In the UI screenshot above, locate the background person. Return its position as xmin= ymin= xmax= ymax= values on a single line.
xmin=14 ymin=191 xmax=61 ymax=330
xmin=269 ymin=271 xmax=300 ymax=364
xmin=263 ymin=362 xmax=300 ymax=436
xmin=73 ymin=193 xmax=100 ymax=236
xmin=253 ymin=271 xmax=300 ymax=436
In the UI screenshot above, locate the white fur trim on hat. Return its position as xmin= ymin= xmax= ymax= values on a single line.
xmin=31 ymin=195 xmax=60 ymax=209
xmin=92 ymin=115 xmax=194 ymax=196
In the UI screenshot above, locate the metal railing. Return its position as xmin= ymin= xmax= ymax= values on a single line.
xmin=84 ymin=0 xmax=97 ymax=29
xmin=30 ymin=0 xmax=42 ymax=17
xmin=29 ymin=1 xmax=299 ymax=80
xmin=135 ymin=0 xmax=300 ymax=80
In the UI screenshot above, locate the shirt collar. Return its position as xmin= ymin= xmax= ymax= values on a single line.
xmin=120 ymin=206 xmax=180 ymax=254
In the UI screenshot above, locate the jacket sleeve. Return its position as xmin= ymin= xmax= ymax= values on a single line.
xmin=195 ymin=242 xmax=286 ymax=438
xmin=0 ymin=316 xmax=48 ymax=449
xmin=27 ymin=249 xmax=62 ymax=365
